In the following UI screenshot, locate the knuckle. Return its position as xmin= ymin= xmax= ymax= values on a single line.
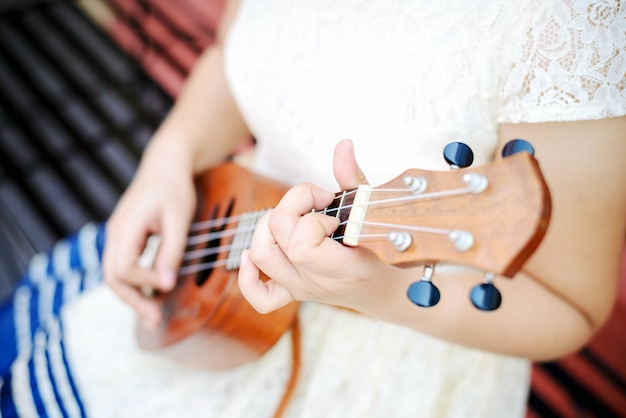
xmin=249 ymin=245 xmax=273 ymax=267
xmin=254 ymin=303 xmax=272 ymax=315
xmin=288 ymin=242 xmax=311 ymax=264
xmin=267 ymin=210 xmax=283 ymax=232
xmin=107 ymin=265 xmax=129 ymax=287
xmin=292 ymin=182 xmax=311 ymax=194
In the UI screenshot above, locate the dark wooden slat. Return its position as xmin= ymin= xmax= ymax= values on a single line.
xmin=0 ymin=0 xmax=171 ymax=293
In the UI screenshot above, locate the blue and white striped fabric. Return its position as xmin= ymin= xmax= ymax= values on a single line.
xmin=0 ymin=223 xmax=106 ymax=418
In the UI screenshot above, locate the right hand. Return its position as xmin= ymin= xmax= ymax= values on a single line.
xmin=102 ymin=141 xmax=197 ymax=329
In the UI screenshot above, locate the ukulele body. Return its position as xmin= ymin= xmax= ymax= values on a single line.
xmin=136 ymin=162 xmax=299 ymax=370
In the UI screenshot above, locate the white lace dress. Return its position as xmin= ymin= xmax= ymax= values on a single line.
xmin=62 ymin=1 xmax=625 ymax=417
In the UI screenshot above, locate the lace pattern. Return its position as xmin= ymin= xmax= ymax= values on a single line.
xmin=65 ymin=288 xmax=530 ymax=418
xmin=499 ymin=0 xmax=626 ymax=122
xmin=225 ymin=0 xmax=625 ymax=194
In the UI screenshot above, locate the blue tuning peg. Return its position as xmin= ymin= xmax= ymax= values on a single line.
xmin=470 ymin=273 xmax=502 ymax=311
xmin=443 ymin=142 xmax=474 ymax=169
xmin=502 ymin=139 xmax=534 ymax=157
xmin=407 ymin=265 xmax=440 ymax=307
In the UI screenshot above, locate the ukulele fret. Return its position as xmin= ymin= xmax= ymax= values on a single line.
xmin=225 ymin=209 xmax=269 ymax=270
xmin=327 ymin=189 xmax=356 ymax=244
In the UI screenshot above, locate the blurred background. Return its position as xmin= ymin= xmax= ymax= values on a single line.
xmin=0 ymin=1 xmax=623 ymax=416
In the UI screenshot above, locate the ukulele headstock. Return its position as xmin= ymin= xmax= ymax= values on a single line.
xmin=332 ymin=141 xmax=551 ymax=311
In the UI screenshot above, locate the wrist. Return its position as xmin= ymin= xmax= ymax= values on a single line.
xmin=349 ymin=262 xmax=418 ymax=321
xmin=138 ymin=134 xmax=195 ymax=179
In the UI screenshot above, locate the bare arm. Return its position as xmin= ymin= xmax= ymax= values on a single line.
xmin=239 ymin=117 xmax=626 ymax=361
xmin=141 ymin=0 xmax=248 ymax=174
xmin=103 ymin=0 xmax=246 ymax=328
xmin=390 ymin=116 xmax=625 ymax=358
xmin=381 ymin=117 xmax=626 ymax=359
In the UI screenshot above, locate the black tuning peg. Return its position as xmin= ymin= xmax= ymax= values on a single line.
xmin=407 ymin=265 xmax=440 ymax=307
xmin=470 ymin=273 xmax=502 ymax=311
xmin=443 ymin=142 xmax=474 ymax=169
xmin=502 ymin=139 xmax=534 ymax=158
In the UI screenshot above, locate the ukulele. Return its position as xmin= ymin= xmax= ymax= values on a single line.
xmin=136 ymin=142 xmax=551 ymax=370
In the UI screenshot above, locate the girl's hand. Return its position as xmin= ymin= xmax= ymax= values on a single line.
xmin=102 ymin=141 xmax=197 ymax=329
xmin=238 ymin=140 xmax=396 ymax=313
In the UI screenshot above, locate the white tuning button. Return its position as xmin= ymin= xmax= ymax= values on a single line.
xmin=463 ymin=173 xmax=488 ymax=194
xmin=448 ymin=230 xmax=474 ymax=252
xmin=403 ymin=176 xmax=428 ymax=194
xmin=388 ymin=231 xmax=413 ymax=252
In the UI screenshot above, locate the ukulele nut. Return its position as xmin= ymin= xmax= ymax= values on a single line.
xmin=403 ymin=176 xmax=427 ymax=194
xmin=463 ymin=173 xmax=488 ymax=194
xmin=388 ymin=231 xmax=413 ymax=252
xmin=448 ymin=229 xmax=474 ymax=252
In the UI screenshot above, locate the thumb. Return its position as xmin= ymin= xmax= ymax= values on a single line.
xmin=333 ymin=139 xmax=369 ymax=190
xmin=153 ymin=207 xmax=193 ymax=291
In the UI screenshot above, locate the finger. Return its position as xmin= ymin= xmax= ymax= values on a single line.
xmin=104 ymin=234 xmax=167 ymax=328
xmin=286 ymin=212 xmax=341 ymax=263
xmin=248 ymin=211 xmax=300 ymax=285
xmin=275 ymin=182 xmax=336 ymax=215
xmin=270 ymin=183 xmax=335 ymax=250
xmin=107 ymin=209 xmax=158 ymax=290
xmin=114 ymin=264 xmax=169 ymax=289
xmin=106 ymin=277 xmax=163 ymax=329
xmin=102 ymin=221 xmax=118 ymax=286
xmin=103 ymin=218 xmax=170 ymax=327
xmin=102 ymin=217 xmax=140 ymax=292
xmin=333 ymin=139 xmax=369 ymax=189
xmin=153 ymin=204 xmax=194 ymax=290
xmin=238 ymin=250 xmax=294 ymax=314
xmin=105 ymin=221 xmax=174 ymax=291
xmin=289 ymin=219 xmax=378 ymax=295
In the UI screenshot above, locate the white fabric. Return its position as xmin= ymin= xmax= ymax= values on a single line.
xmin=225 ymin=0 xmax=625 ymax=191
xmin=64 ymin=287 xmax=529 ymax=418
xmin=64 ymin=1 xmax=625 ymax=417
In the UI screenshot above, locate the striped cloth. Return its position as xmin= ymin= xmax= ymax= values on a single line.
xmin=0 ymin=223 xmax=105 ymax=418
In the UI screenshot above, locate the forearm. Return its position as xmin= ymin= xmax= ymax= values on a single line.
xmin=367 ymin=265 xmax=599 ymax=361
xmin=142 ymin=44 xmax=250 ymax=175
xmin=362 ymin=117 xmax=626 ymax=361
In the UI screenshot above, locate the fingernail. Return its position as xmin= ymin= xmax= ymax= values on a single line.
xmin=240 ymin=250 xmax=250 ymax=267
xmin=143 ymin=316 xmax=159 ymax=330
xmin=160 ymin=269 xmax=176 ymax=288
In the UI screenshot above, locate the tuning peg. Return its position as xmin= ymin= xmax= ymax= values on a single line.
xmin=502 ymin=139 xmax=534 ymax=157
xmin=407 ymin=265 xmax=440 ymax=307
xmin=470 ymin=272 xmax=502 ymax=311
xmin=443 ymin=142 xmax=474 ymax=169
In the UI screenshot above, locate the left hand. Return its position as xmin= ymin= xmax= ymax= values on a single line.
xmin=238 ymin=139 xmax=394 ymax=313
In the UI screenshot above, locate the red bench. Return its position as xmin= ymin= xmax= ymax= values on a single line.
xmin=103 ymin=0 xmax=224 ymax=97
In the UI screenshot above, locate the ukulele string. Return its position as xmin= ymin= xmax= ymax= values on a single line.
xmin=185 ymin=191 xmax=356 ymax=235
xmin=330 ymin=220 xmax=452 ymax=243
xmin=319 ymin=185 xmax=477 ymax=213
xmin=188 ymin=214 xmax=243 ymax=232
xmin=177 ymin=258 xmax=229 ymax=276
xmin=187 ymin=227 xmax=239 ymax=246
xmin=178 ymin=184 xmax=477 ymax=274
xmin=185 ymin=184 xmax=470 ymax=236
xmin=177 ymin=237 xmax=345 ymax=276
